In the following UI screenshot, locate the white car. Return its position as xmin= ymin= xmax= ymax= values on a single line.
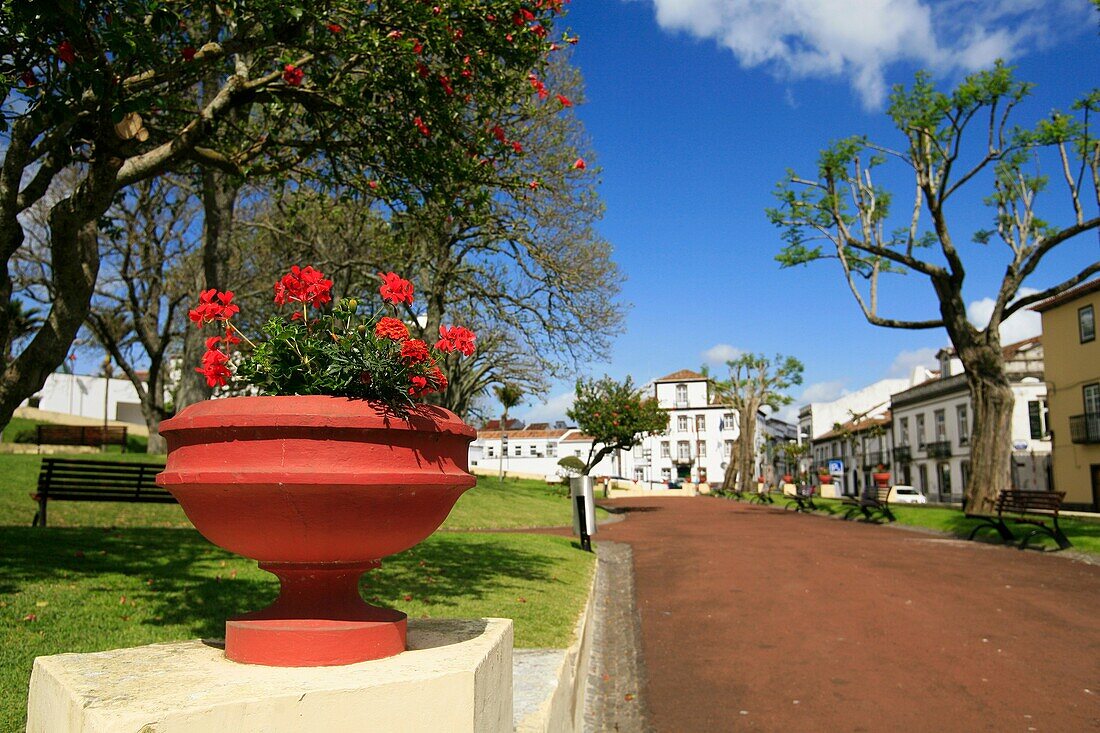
xmin=890 ymin=485 xmax=927 ymax=504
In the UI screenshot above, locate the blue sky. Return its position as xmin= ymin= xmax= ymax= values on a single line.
xmin=518 ymin=0 xmax=1100 ymax=424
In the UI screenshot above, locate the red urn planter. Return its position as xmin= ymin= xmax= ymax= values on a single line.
xmin=818 ymin=474 xmax=832 ymax=485
xmin=155 ymin=395 xmax=476 ymax=667
xmin=872 ymin=471 xmax=892 ymax=488
xmin=782 ymin=474 xmax=793 ymax=483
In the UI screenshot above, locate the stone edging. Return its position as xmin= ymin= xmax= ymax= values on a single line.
xmin=514 ymin=554 xmax=599 ymax=732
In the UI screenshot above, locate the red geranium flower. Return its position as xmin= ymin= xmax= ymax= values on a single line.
xmin=572 ymin=158 xmax=586 ymax=170
xmin=414 ymin=116 xmax=431 ymax=137
xmin=408 ymin=375 xmax=430 ymax=397
xmin=428 ymin=366 xmax=448 ymax=392
xmin=327 ymin=23 xmax=343 ymax=33
xmin=274 ymin=265 xmax=333 ymax=307
xmin=556 ymin=94 xmax=572 ymax=107
xmin=375 ymin=317 xmax=409 ymax=341
xmin=57 ymin=40 xmax=76 ymax=64
xmin=195 ymin=347 xmax=231 ymax=387
xmin=400 ymin=339 xmax=430 ymax=363
xmin=435 ymin=325 xmax=476 ymax=356
xmin=188 ymin=289 xmax=239 ymax=326
xmin=379 ymin=272 xmax=414 ymax=305
xmin=283 ymin=64 xmax=304 ymax=86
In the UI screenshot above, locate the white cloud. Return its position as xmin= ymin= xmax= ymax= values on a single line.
xmin=519 ymin=391 xmax=575 ymax=426
xmin=967 ymin=287 xmax=1043 ymax=344
xmin=799 ymin=380 xmax=849 ymax=404
xmin=701 ymin=343 xmax=743 ymax=366
xmin=646 ymin=0 xmax=1089 ymax=108
xmin=887 ymin=347 xmax=940 ymax=378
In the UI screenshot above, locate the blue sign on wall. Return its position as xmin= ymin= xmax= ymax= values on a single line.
xmin=828 ymin=459 xmax=844 ymax=475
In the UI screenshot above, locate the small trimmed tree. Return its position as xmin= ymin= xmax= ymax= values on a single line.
xmin=566 ymin=375 xmax=667 ymax=476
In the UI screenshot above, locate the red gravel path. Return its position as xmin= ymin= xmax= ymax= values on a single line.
xmin=594 ymin=497 xmax=1100 ymax=732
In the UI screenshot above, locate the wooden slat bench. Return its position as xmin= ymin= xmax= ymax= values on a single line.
xmin=966 ymin=489 xmax=1071 ymax=551
xmin=841 ymin=486 xmax=895 ymax=523
xmin=36 ymin=424 xmax=128 ymax=452
xmin=784 ymin=485 xmax=818 ymax=513
xmin=31 ymin=458 xmax=172 ymax=527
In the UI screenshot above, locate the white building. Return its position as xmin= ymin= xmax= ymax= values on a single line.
xmin=20 ymin=372 xmax=145 ymax=425
xmin=627 ymin=369 xmax=740 ymax=486
xmin=467 ymin=369 xmax=800 ymax=489
xmin=798 ymin=371 xmax=932 ymax=442
xmin=889 ymin=337 xmax=1050 ymax=502
xmin=469 ymin=424 xmax=617 ymax=480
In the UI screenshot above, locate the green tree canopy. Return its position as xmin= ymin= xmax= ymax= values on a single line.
xmin=768 ymin=63 xmax=1098 ymax=512
xmin=0 ymin=0 xmax=570 ymax=429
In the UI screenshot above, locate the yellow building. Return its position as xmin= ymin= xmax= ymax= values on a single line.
xmin=1033 ymin=280 xmax=1100 ymax=510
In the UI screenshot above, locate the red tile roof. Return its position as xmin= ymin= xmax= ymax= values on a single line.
xmin=654 ymin=369 xmax=707 ymax=382
xmin=1030 ymin=279 xmax=1100 ymax=313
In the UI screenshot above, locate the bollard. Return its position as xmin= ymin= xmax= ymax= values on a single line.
xmin=569 ymin=476 xmax=596 ymax=552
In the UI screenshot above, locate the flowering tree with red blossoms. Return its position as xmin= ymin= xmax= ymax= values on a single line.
xmin=0 ymin=0 xmax=572 ymax=431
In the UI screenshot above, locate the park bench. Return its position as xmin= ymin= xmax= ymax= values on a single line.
xmin=36 ymin=424 xmax=128 ymax=452
xmin=841 ymin=486 xmax=895 ymax=523
xmin=31 ymin=458 xmax=171 ymax=527
xmin=784 ymin=485 xmax=817 ymax=513
xmin=748 ymin=487 xmax=774 ymax=505
xmin=966 ymin=489 xmax=1071 ymax=551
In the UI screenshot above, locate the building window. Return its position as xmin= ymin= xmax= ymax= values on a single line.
xmin=661 ymin=468 xmax=671 ymax=481
xmin=487 ymin=446 xmax=495 ymax=457
xmin=917 ymin=463 xmax=928 ymax=495
xmin=961 ymin=460 xmax=971 ymax=491
xmin=675 ymin=383 xmax=688 ymax=405
xmin=513 ymin=444 xmax=522 ymax=457
xmin=677 ymin=415 xmax=689 ymax=432
xmin=574 ymin=449 xmax=582 ymax=458
xmin=547 ymin=443 xmax=557 ymax=457
xmin=916 ymin=414 xmax=926 ymax=448
xmin=1085 ymin=383 xmax=1100 ymax=416
xmin=1028 ymin=400 xmax=1049 ymax=439
xmin=937 ymin=462 xmax=951 ymax=499
xmin=660 ymin=441 xmax=670 ymax=458
xmin=722 ymin=412 xmax=735 ymax=430
xmin=724 ymin=440 xmax=733 ymax=457
xmin=695 ymin=415 xmax=706 ymax=432
xmin=697 ymin=440 xmax=706 ymax=458
xmin=677 ymin=441 xmax=690 ymax=462
xmin=934 ymin=409 xmax=946 ymax=441
xmin=634 ymin=468 xmax=645 ymax=481
xmin=956 ymin=405 xmax=969 ymax=445
xmin=1080 ymin=304 xmax=1096 ymax=343
xmin=633 ymin=444 xmax=643 ymax=458
xmin=529 ymin=445 xmax=538 ymax=457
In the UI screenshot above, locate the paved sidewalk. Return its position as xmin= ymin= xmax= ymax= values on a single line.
xmin=593 ymin=497 xmax=1100 ymax=732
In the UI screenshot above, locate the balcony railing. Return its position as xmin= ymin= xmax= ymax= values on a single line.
xmin=892 ymin=446 xmax=912 ymax=463
xmin=1070 ymin=414 xmax=1100 ymax=444
xmin=926 ymin=440 xmax=952 ymax=458
xmin=862 ymin=451 xmax=889 ymax=469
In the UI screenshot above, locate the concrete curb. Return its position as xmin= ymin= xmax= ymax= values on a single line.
xmin=514 ymin=557 xmax=598 ymax=732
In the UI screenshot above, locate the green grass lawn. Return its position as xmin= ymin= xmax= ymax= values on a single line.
xmin=0 ymin=454 xmax=597 ymax=731
xmin=1 ymin=418 xmax=148 ymax=453
xmin=781 ymin=495 xmax=1100 ymax=554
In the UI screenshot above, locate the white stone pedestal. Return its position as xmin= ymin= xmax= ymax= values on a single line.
xmin=26 ymin=618 xmax=512 ymax=733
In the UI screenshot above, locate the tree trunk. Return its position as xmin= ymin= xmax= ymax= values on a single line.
xmin=177 ymin=170 xmax=239 ymax=410
xmin=736 ymin=400 xmax=759 ymax=492
xmin=0 ymin=219 xmax=101 ymax=428
xmin=960 ymin=344 xmax=1014 ymax=514
xmin=144 ymin=408 xmax=167 ymax=454
xmin=720 ymin=449 xmax=737 ymax=492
